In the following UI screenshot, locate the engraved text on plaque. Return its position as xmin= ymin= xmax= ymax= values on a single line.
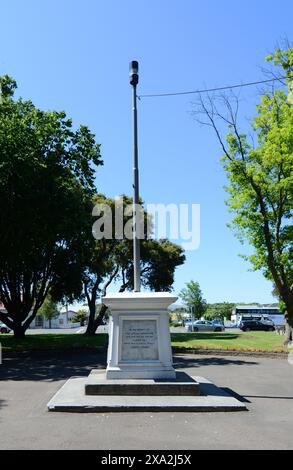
xmin=121 ymin=319 xmax=159 ymax=361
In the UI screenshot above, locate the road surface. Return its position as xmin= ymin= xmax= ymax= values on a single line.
xmin=1 ymin=351 xmax=292 ymax=449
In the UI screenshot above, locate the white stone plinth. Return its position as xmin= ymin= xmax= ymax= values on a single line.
xmin=102 ymin=292 xmax=177 ymax=380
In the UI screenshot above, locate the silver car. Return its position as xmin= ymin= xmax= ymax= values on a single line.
xmin=185 ymin=320 xmax=225 ymax=332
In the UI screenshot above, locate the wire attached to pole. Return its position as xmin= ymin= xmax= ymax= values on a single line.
xmin=138 ymin=76 xmax=289 ymax=99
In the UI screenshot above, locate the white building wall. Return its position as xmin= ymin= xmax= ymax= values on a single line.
xmin=30 ymin=310 xmax=80 ymax=329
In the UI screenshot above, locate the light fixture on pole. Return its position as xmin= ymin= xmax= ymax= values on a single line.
xmin=129 ymin=60 xmax=140 ymax=292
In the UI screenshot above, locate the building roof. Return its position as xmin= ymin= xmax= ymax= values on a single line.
xmin=234 ymin=305 xmax=279 ymax=310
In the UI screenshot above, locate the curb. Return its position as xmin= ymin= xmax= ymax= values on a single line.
xmin=172 ymin=347 xmax=288 ymax=359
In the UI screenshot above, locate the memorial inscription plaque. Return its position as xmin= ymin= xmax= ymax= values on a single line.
xmin=121 ymin=319 xmax=159 ymax=361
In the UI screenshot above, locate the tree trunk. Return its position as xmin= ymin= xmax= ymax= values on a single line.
xmin=284 ymin=314 xmax=293 ymax=345
xmin=1 ymin=301 xmax=42 ymax=339
xmin=85 ymin=322 xmax=96 ymax=336
xmin=13 ymin=325 xmax=26 ymax=339
xmin=281 ymin=291 xmax=293 ymax=345
xmin=85 ymin=303 xmax=107 ymax=336
xmin=85 ymin=299 xmax=97 ymax=336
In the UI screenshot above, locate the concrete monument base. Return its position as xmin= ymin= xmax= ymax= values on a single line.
xmin=103 ymin=292 xmax=177 ymax=380
xmin=47 ymin=371 xmax=247 ymax=412
xmin=46 ymin=291 xmax=247 ymax=413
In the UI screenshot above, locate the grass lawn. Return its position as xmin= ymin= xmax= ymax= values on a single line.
xmin=171 ymin=331 xmax=288 ymax=353
xmin=0 ymin=331 xmax=289 ymax=353
xmin=0 ymin=333 xmax=108 ymax=352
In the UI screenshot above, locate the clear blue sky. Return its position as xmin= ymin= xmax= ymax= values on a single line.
xmin=1 ymin=0 xmax=292 ymax=304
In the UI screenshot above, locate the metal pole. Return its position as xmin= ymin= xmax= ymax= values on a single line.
xmin=191 ymin=306 xmax=195 ymax=332
xmin=130 ymin=63 xmax=141 ymax=292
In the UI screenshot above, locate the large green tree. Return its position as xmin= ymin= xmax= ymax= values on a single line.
xmin=195 ymin=46 xmax=293 ymax=343
xmin=204 ymin=302 xmax=234 ymax=322
xmin=179 ymin=280 xmax=207 ymax=319
xmin=71 ymin=309 xmax=89 ymax=326
xmin=81 ymin=194 xmax=185 ymax=336
xmin=0 ymin=76 xmax=102 ymax=337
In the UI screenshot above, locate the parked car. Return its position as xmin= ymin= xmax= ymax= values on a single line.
xmin=0 ymin=322 xmax=11 ymax=334
xmin=240 ymin=320 xmax=275 ymax=332
xmin=185 ymin=320 xmax=225 ymax=332
xmin=211 ymin=319 xmax=224 ymax=327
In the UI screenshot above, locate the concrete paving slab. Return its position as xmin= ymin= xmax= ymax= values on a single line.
xmin=47 ymin=374 xmax=247 ymax=412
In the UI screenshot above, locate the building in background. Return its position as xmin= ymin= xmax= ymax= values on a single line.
xmin=0 ymin=302 xmax=83 ymax=329
xmin=30 ymin=308 xmax=80 ymax=329
xmin=231 ymin=305 xmax=284 ymax=326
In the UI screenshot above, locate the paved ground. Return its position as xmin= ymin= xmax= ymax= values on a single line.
xmin=25 ymin=326 xmax=108 ymax=334
xmin=26 ymin=328 xmax=82 ymax=334
xmin=0 ymin=351 xmax=293 ymax=450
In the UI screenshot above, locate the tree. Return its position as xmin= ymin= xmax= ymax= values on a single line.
xmin=179 ymin=281 xmax=207 ymax=319
xmin=38 ymin=294 xmax=59 ymax=329
xmin=204 ymin=302 xmax=234 ymax=322
xmin=82 ymin=195 xmax=185 ymax=335
xmin=0 ymin=76 xmax=102 ymax=337
xmin=71 ymin=309 xmax=88 ymax=326
xmin=194 ymin=46 xmax=293 ymax=344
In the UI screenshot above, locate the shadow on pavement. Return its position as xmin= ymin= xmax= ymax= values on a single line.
xmin=221 ymin=387 xmax=251 ymax=403
xmin=243 ymin=395 xmax=293 ymax=400
xmin=173 ymin=355 xmax=258 ymax=369
xmin=1 ymin=351 xmax=259 ymax=382
xmin=0 ymin=399 xmax=7 ymax=409
xmin=0 ymin=350 xmax=107 ymax=381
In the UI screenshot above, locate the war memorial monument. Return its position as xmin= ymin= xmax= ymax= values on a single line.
xmin=47 ymin=62 xmax=245 ymax=413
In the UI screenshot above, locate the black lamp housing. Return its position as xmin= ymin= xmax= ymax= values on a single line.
xmin=129 ymin=60 xmax=139 ymax=86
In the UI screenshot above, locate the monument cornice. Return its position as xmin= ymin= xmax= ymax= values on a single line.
xmin=102 ymin=292 xmax=177 ymax=311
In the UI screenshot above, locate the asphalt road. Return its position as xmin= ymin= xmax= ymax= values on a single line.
xmin=1 ymin=351 xmax=292 ymax=450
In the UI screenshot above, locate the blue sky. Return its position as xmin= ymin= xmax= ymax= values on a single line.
xmin=1 ymin=0 xmax=292 ymax=304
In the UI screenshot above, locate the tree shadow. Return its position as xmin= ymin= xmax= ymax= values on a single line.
xmin=171 ymin=333 xmax=241 ymax=341
xmin=173 ymin=355 xmax=258 ymax=369
xmin=1 ymin=351 xmax=258 ymax=382
xmin=0 ymin=399 xmax=7 ymax=409
xmin=0 ymin=350 xmax=108 ymax=381
xmin=0 ymin=399 xmax=8 ymax=422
